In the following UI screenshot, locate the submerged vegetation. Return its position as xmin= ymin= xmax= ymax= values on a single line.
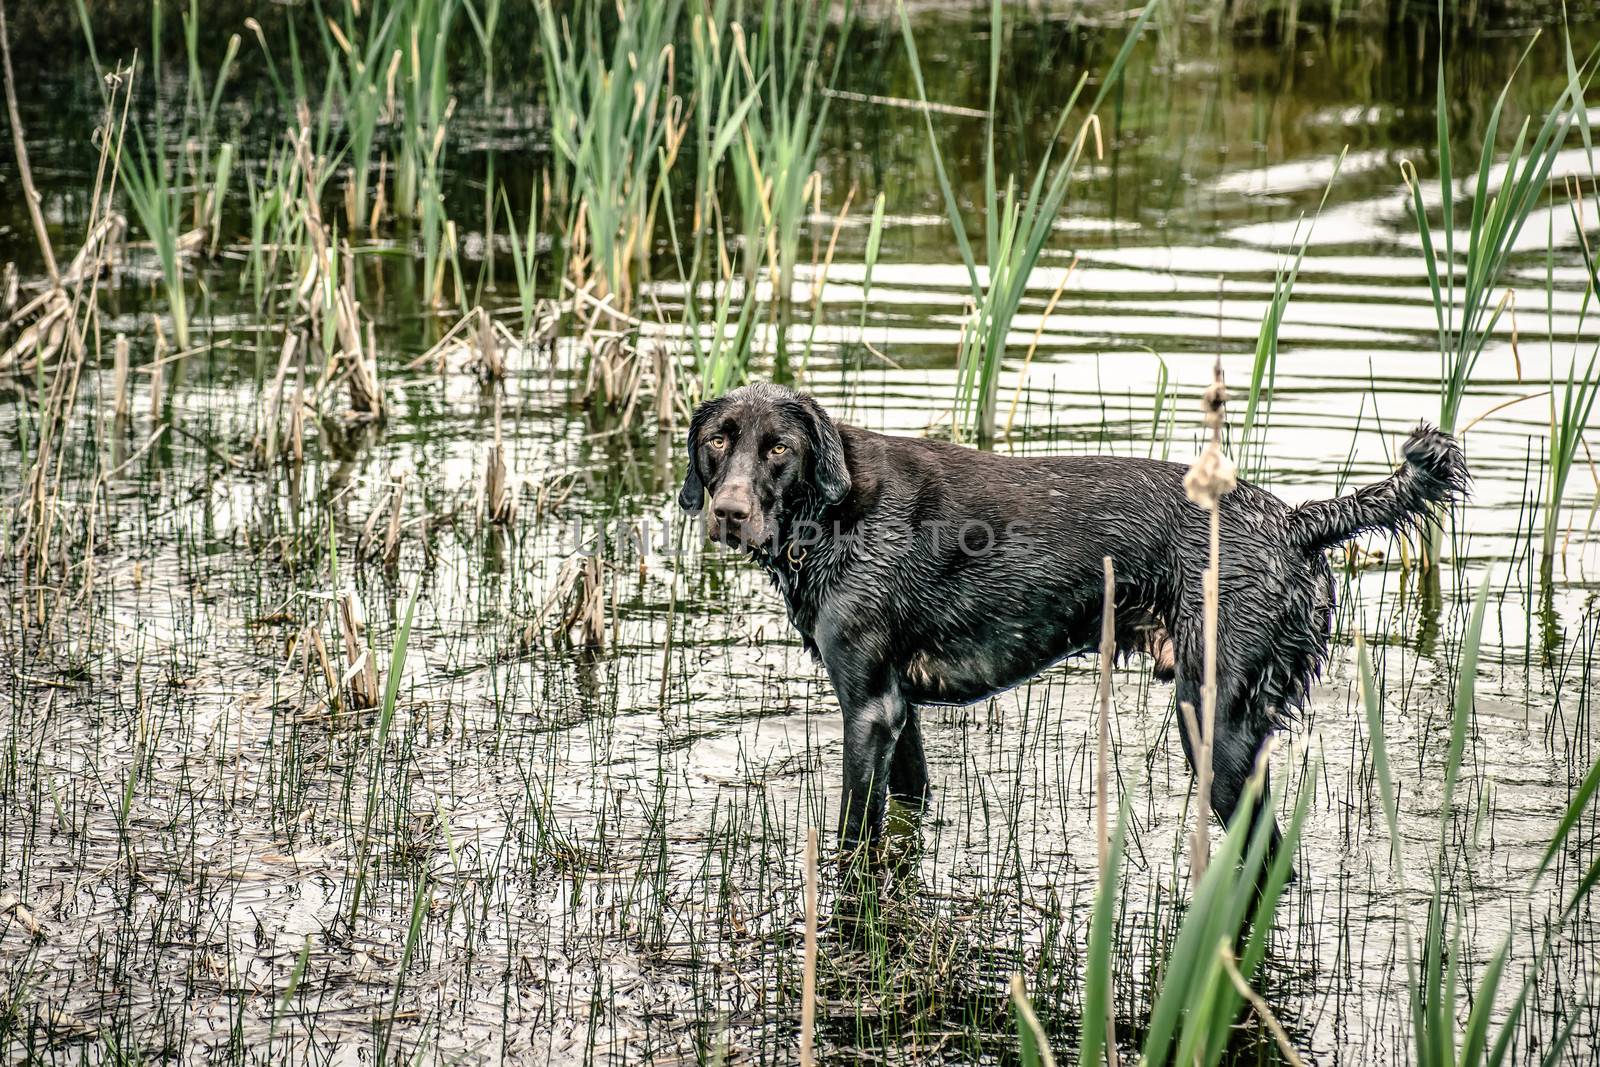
xmin=3 ymin=0 xmax=1600 ymax=1063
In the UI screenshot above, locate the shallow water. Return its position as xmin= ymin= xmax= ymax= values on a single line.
xmin=3 ymin=5 xmax=1600 ymax=1065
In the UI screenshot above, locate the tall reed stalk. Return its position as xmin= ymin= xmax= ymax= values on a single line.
xmin=686 ymin=0 xmax=761 ymax=285
xmin=1540 ymin=39 xmax=1600 ymax=578
xmin=1031 ymin=751 xmax=1309 ymax=1066
xmin=1405 ymin=45 xmax=1584 ymax=437
xmin=1541 ymin=224 xmax=1599 ymax=576
xmin=318 ymin=0 xmax=401 ymax=231
xmin=121 ymin=127 xmax=192 ymax=351
xmin=1236 ymin=149 xmax=1345 ymax=479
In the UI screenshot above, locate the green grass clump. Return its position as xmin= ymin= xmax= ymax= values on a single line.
xmin=1404 ymin=37 xmax=1591 ymax=441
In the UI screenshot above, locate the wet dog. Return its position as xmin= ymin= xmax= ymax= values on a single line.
xmin=678 ymin=383 xmax=1468 ymax=860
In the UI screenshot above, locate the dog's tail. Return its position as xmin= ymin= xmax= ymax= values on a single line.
xmin=1286 ymin=424 xmax=1469 ymax=553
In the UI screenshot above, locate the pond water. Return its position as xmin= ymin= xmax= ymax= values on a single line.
xmin=3 ymin=4 xmax=1600 ymax=1064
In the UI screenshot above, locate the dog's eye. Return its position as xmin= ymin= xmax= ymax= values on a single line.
xmin=708 ymin=434 xmax=727 ymax=450
xmin=770 ymin=443 xmax=788 ymax=457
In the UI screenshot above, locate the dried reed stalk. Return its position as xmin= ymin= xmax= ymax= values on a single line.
xmin=15 ymin=58 xmax=129 ymax=593
xmin=261 ymin=332 xmax=299 ymax=463
xmin=1096 ymin=555 xmax=1119 ymax=1065
xmin=290 ymin=125 xmax=382 ymax=421
xmin=1181 ymin=359 xmax=1236 ymax=881
xmin=382 ymin=484 xmax=405 ymax=567
xmin=148 ymin=321 xmax=167 ymax=423
xmin=801 ymin=826 xmax=819 ymax=1067
xmin=475 ymin=305 xmax=502 ymax=381
xmin=483 ymin=442 xmax=515 ymax=526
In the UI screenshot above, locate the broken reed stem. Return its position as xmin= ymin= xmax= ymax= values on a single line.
xmin=483 ymin=402 xmax=515 ymax=525
xmin=262 ymin=332 xmax=299 ymax=463
xmin=800 ymin=826 xmax=818 ymax=1067
xmin=1095 ymin=555 xmax=1119 ymax=1066
xmin=0 ymin=0 xmax=59 ymax=286
xmin=338 ymin=589 xmax=381 ymax=710
xmin=1183 ymin=358 xmax=1235 ymax=882
xmin=381 ymin=474 xmax=406 ymax=567
xmin=1009 ymin=975 xmax=1059 ymax=1067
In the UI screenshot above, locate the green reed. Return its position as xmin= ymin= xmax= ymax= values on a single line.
xmin=686 ymin=0 xmax=761 ymax=284
xmin=463 ymin=0 xmax=502 ymax=106
xmin=727 ymin=0 xmax=852 ymax=376
xmin=900 ymin=0 xmax=1157 ymax=443
xmin=1404 ymin=39 xmax=1589 ymax=441
xmin=347 ymin=576 xmax=422 ymax=927
xmin=1022 ymin=760 xmax=1310 ymax=1066
xmin=120 ymin=127 xmax=191 ymax=351
xmin=1541 ymin=36 xmax=1600 ymax=578
xmin=501 ymin=185 xmax=541 ymax=347
xmin=538 ymin=0 xmax=683 ymax=312
xmin=677 ymin=228 xmax=758 ymax=403
xmin=317 ymin=0 xmax=401 ymax=232
xmin=394 ymin=0 xmax=458 ymax=220
xmin=1358 ymin=573 xmax=1600 ymax=1067
xmin=110 ymin=0 xmax=240 ymax=352
xmin=1236 ymin=149 xmax=1345 ymax=480
xmin=1542 ymin=234 xmax=1599 ymax=577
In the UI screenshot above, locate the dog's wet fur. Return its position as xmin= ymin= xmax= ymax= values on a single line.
xmin=679 ymin=383 xmax=1469 ymax=864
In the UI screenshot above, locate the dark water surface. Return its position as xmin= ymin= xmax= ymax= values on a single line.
xmin=3 ymin=4 xmax=1600 ymax=1064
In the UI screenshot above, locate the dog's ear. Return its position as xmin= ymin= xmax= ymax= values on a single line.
xmin=789 ymin=394 xmax=851 ymax=506
xmin=678 ymin=398 xmax=724 ymax=512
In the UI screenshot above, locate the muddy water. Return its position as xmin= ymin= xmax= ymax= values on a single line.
xmin=4 ymin=7 xmax=1600 ymax=1065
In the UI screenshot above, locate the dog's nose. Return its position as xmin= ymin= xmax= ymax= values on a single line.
xmin=713 ymin=498 xmax=750 ymax=523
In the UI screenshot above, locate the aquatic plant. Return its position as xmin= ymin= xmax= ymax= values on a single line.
xmin=316 ymin=0 xmax=402 ymax=232
xmin=1542 ymin=223 xmax=1593 ymax=585
xmin=1235 ymin=149 xmax=1345 ymax=481
xmin=537 ymin=0 xmax=684 ymax=311
xmin=1540 ymin=41 xmax=1600 ymax=578
xmin=501 ymin=185 xmax=542 ymax=348
xmin=899 ymin=0 xmax=1157 ymax=442
xmin=114 ymin=0 xmax=240 ymax=352
xmin=1026 ymin=753 xmax=1309 ymax=1066
xmin=727 ymin=0 xmax=853 ymax=376
xmin=1403 ymin=42 xmax=1588 ymax=442
xmin=119 ymin=128 xmax=192 ymax=351
xmin=685 ymin=0 xmax=761 ymax=286
xmin=676 ymin=227 xmax=758 ymax=403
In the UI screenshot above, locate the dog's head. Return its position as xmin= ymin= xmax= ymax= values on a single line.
xmin=678 ymin=383 xmax=851 ymax=550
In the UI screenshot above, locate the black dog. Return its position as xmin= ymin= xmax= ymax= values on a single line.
xmin=678 ymin=383 xmax=1468 ymax=858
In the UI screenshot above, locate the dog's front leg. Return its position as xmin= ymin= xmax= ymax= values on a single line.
xmin=832 ymin=673 xmax=908 ymax=853
xmin=888 ymin=706 xmax=930 ymax=809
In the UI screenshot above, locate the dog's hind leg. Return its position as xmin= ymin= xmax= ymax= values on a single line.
xmin=888 ymin=706 xmax=930 ymax=809
xmin=1173 ymin=665 xmax=1288 ymax=872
